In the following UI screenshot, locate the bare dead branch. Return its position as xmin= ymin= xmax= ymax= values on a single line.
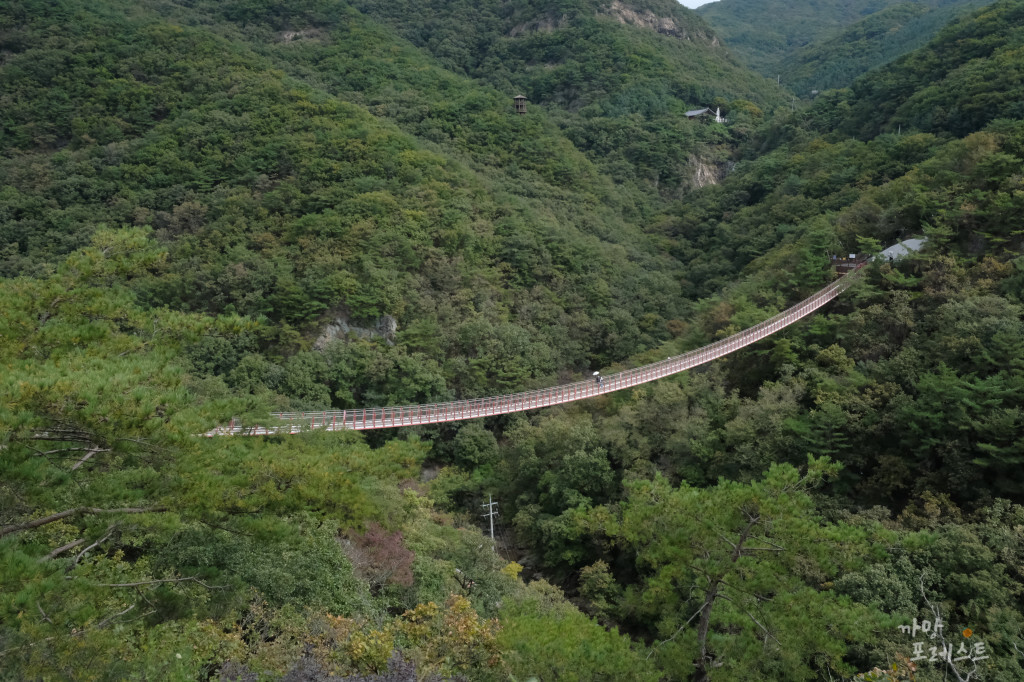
xmin=0 ymin=602 xmax=142 ymax=658
xmin=40 ymin=538 xmax=87 ymax=561
xmin=132 ymin=585 xmax=157 ymax=608
xmin=22 ymin=445 xmax=66 ymax=470
xmin=121 ymin=609 xmax=157 ymax=624
xmin=70 ymin=447 xmax=108 ymax=471
xmin=94 ymin=604 xmax=135 ymax=629
xmin=646 ymin=607 xmax=703 ymax=660
xmin=718 ymin=578 xmax=773 ymax=603
xmin=718 ymin=594 xmax=782 ymax=646
xmin=757 ymin=536 xmax=785 ymax=550
xmin=37 ymin=603 xmax=51 ymax=624
xmin=27 ymin=431 xmax=98 ymax=443
xmin=68 ymin=525 xmax=117 ymax=570
xmin=96 ymin=576 xmax=225 ymax=590
xmin=0 ymin=636 xmax=56 ymax=658
xmin=719 ymin=532 xmax=783 ymax=555
xmin=0 ymin=506 xmax=165 ymax=539
xmin=26 ymin=446 xmax=105 ymax=458
xmin=918 ymin=575 xmax=977 ymax=682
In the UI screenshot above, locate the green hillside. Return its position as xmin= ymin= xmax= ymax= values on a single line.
xmin=4 ymin=0 xmax=1024 ymax=679
xmin=481 ymin=5 xmax=1024 ymax=678
xmin=349 ymin=0 xmax=785 ymax=197
xmin=697 ymin=0 xmax=908 ymax=70
xmin=699 ymin=0 xmax=994 ymax=80
xmin=0 ymin=0 xmax=701 ymax=406
xmin=349 ymin=0 xmax=778 ymax=106
xmin=776 ymin=0 xmax=992 ymax=95
xmin=839 ymin=0 xmax=1024 ymax=137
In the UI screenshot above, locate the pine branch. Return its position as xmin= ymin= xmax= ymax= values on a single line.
xmin=694 ymin=514 xmax=761 ymax=682
xmin=0 ymin=506 xmax=166 ymax=538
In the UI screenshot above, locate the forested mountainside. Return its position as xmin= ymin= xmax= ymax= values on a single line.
xmin=340 ymin=0 xmax=785 ymax=201
xmin=348 ymin=0 xmax=777 ymax=105
xmin=3 ymin=0 xmax=1024 ymax=679
xmin=698 ymin=0 xmax=994 ymax=81
xmin=775 ymin=0 xmax=992 ymax=95
xmin=0 ymin=0 xmax=784 ymax=404
xmin=837 ymin=0 xmax=1024 ymax=138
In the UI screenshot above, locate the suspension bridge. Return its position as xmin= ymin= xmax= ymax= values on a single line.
xmin=206 ymin=261 xmax=869 ymax=436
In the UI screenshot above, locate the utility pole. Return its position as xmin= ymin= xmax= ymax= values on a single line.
xmin=482 ymin=495 xmax=497 ymax=548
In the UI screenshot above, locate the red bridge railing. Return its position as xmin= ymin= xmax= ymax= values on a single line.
xmin=207 ymin=268 xmax=864 ymax=436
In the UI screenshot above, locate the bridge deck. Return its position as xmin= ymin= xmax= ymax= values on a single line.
xmin=207 ymin=267 xmax=864 ymax=436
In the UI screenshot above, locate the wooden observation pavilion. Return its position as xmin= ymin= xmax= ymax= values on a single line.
xmin=513 ymin=94 xmax=527 ymax=114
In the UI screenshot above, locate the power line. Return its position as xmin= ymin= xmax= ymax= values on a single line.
xmin=496 ymin=521 xmax=515 ymax=561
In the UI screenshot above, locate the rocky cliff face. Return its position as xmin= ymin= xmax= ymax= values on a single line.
xmin=314 ymin=312 xmax=398 ymax=350
xmin=508 ymin=1 xmax=721 ymax=44
xmin=602 ymin=1 xmax=719 ymax=43
xmin=689 ymin=155 xmax=730 ymax=189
